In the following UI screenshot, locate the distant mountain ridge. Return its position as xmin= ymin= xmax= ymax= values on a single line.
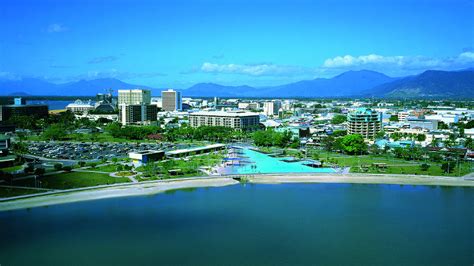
xmin=366 ymin=69 xmax=474 ymax=98
xmin=1 ymin=69 xmax=473 ymax=98
xmin=0 ymin=78 xmax=156 ymax=96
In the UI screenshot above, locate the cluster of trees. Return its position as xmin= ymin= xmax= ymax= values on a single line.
xmin=42 ymin=124 xmax=68 ymax=140
xmin=106 ymin=123 xmax=161 ymax=140
xmin=252 ymin=130 xmax=294 ymax=147
xmin=339 ymin=134 xmax=367 ymax=155
xmin=391 ymin=132 xmax=426 ymax=142
xmin=392 ymin=146 xmax=425 ymax=160
xmin=8 ymin=110 xmax=78 ymax=131
xmin=322 ymin=134 xmax=368 ymax=155
xmin=165 ymin=125 xmax=240 ymax=142
xmin=331 ymin=115 xmax=347 ymax=125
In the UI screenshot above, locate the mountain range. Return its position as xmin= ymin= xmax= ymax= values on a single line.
xmin=1 ymin=69 xmax=473 ymax=98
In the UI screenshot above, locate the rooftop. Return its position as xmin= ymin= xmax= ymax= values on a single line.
xmin=190 ymin=111 xmax=259 ymax=117
xmin=351 ymin=107 xmax=378 ymax=115
xmin=166 ymin=144 xmax=225 ymax=155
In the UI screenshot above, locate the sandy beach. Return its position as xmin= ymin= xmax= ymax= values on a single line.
xmin=0 ymin=177 xmax=239 ymax=212
xmin=1 ymin=173 xmax=473 ymax=211
xmin=248 ymin=173 xmax=474 ymax=187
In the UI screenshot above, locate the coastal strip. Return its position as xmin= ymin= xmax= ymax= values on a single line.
xmin=0 ymin=177 xmax=239 ymax=212
xmin=248 ymin=173 xmax=474 ymax=187
xmin=1 ymin=173 xmax=473 ymax=212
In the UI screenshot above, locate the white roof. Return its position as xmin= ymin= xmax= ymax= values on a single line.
xmin=261 ymin=120 xmax=281 ymax=127
xmin=190 ymin=111 xmax=259 ymax=117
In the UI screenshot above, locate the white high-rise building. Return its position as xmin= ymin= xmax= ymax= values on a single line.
xmin=118 ymin=89 xmax=151 ymax=105
xmin=118 ymin=89 xmax=156 ymax=125
xmin=263 ymin=100 xmax=282 ymax=116
xmin=161 ymin=89 xmax=182 ymax=111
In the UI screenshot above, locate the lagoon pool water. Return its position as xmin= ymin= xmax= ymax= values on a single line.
xmin=0 ymin=183 xmax=472 ymax=265
xmin=230 ymin=148 xmax=336 ymax=174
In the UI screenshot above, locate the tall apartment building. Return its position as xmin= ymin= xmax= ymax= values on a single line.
xmin=161 ymin=89 xmax=182 ymax=111
xmin=263 ymin=100 xmax=282 ymax=116
xmin=118 ymin=89 xmax=151 ymax=105
xmin=119 ymin=104 xmax=157 ymax=125
xmin=189 ymin=111 xmax=260 ymax=130
xmin=118 ymin=89 xmax=157 ymax=125
xmin=347 ymin=108 xmax=381 ymax=139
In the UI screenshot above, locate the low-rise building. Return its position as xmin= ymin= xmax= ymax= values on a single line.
xmin=66 ymin=100 xmax=95 ymax=114
xmin=0 ymin=104 xmax=49 ymax=122
xmin=0 ymin=135 xmax=11 ymax=156
xmin=189 ymin=111 xmax=260 ymax=130
xmin=129 ymin=150 xmax=165 ymax=166
xmin=398 ymin=111 xmax=410 ymax=121
xmin=407 ymin=118 xmax=438 ymax=130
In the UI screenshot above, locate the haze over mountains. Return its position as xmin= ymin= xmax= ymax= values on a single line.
xmin=1 ymin=69 xmax=473 ymax=98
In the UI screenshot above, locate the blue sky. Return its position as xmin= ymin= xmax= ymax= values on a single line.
xmin=1 ymin=0 xmax=473 ymax=88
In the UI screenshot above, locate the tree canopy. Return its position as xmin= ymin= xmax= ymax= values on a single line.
xmin=340 ymin=134 xmax=367 ymax=155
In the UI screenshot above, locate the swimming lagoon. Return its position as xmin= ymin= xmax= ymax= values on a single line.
xmin=226 ymin=148 xmax=336 ymax=174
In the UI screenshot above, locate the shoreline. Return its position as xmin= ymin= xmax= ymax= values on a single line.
xmin=1 ymin=173 xmax=473 ymax=212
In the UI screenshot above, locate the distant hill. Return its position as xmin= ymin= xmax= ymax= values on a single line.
xmin=181 ymin=70 xmax=396 ymax=97
xmin=367 ymin=69 xmax=474 ymax=98
xmin=184 ymin=83 xmax=260 ymax=97
xmin=0 ymin=78 xmax=157 ymax=96
xmin=1 ymin=69 xmax=472 ymax=98
xmin=261 ymin=70 xmax=396 ymax=97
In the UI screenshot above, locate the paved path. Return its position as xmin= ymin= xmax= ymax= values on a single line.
xmin=73 ymin=169 xmax=111 ymax=175
xmin=109 ymin=171 xmax=139 ymax=183
xmin=0 ymin=185 xmax=54 ymax=191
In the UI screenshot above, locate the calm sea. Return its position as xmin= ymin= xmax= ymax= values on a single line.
xmin=0 ymin=183 xmax=472 ymax=265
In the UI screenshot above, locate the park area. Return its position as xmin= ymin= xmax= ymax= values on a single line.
xmin=10 ymin=172 xmax=131 ymax=190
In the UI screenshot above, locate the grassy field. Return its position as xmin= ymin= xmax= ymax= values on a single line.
xmin=303 ymin=149 xmax=472 ymax=177
xmin=351 ymin=162 xmax=472 ymax=176
xmin=0 ymin=187 xmax=46 ymax=198
xmin=136 ymin=152 xmax=224 ymax=181
xmin=0 ymin=165 xmax=24 ymax=173
xmin=91 ymin=164 xmax=120 ymax=173
xmin=13 ymin=172 xmax=131 ymax=190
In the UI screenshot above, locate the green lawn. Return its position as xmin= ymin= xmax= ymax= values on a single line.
xmin=351 ymin=162 xmax=472 ymax=176
xmin=305 ymin=149 xmax=472 ymax=177
xmin=13 ymin=172 xmax=131 ymax=190
xmin=136 ymin=152 xmax=224 ymax=180
xmin=91 ymin=164 xmax=119 ymax=173
xmin=0 ymin=187 xmax=46 ymax=198
xmin=330 ymin=155 xmax=417 ymax=167
xmin=0 ymin=165 xmax=24 ymax=173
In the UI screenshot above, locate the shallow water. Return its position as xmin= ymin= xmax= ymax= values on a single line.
xmin=229 ymin=148 xmax=336 ymax=174
xmin=0 ymin=183 xmax=472 ymax=265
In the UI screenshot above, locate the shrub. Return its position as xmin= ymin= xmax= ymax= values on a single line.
xmin=34 ymin=168 xmax=46 ymax=176
xmin=419 ymin=163 xmax=430 ymax=171
xmin=441 ymin=162 xmax=455 ymax=173
xmin=62 ymin=166 xmax=72 ymax=172
xmin=53 ymin=163 xmax=63 ymax=171
xmin=24 ymin=164 xmax=35 ymax=173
